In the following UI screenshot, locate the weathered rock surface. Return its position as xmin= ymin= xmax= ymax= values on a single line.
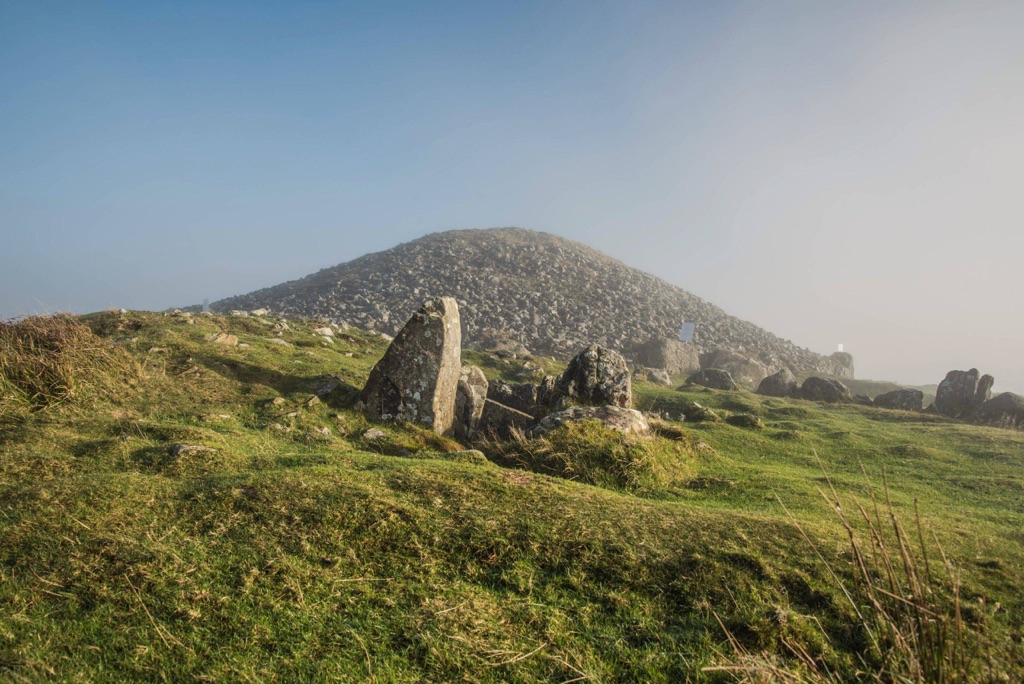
xmin=487 ymin=380 xmax=542 ymax=417
xmin=873 ymin=388 xmax=924 ymax=412
xmin=357 ymin=297 xmax=462 ymax=434
xmin=550 ymin=344 xmax=632 ymax=408
xmin=934 ymin=369 xmax=992 ymax=418
xmin=207 ymin=228 xmax=849 ymax=376
xmin=477 ymin=399 xmax=535 ymax=438
xmin=973 ymin=392 xmax=1024 ymax=431
xmin=685 ymin=368 xmax=738 ymax=391
xmin=699 ymin=350 xmax=768 ymax=388
xmin=757 ymin=368 xmax=797 ymax=397
xmin=633 ymin=337 xmax=701 ymax=376
xmin=799 ymin=377 xmax=851 ymax=403
xmin=526 ymin=405 xmax=650 ymax=438
xmin=645 ymin=368 xmax=673 ymax=387
xmin=829 ymin=352 xmax=855 ymax=379
xmin=205 ymin=333 xmax=238 ymax=346
xmin=454 ymin=365 xmax=488 ymax=441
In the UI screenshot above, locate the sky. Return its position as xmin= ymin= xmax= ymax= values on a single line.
xmin=2 ymin=1 xmax=1023 ymax=392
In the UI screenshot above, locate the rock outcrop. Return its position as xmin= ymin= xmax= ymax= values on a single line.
xmin=799 ymin=377 xmax=851 ymax=403
xmin=757 ymin=368 xmax=797 ymax=397
xmin=873 ymin=389 xmax=923 ymax=412
xmin=206 ymin=228 xmax=849 ymax=376
xmin=973 ymin=393 xmax=1024 ymax=431
xmin=454 ymin=365 xmax=488 ymax=440
xmin=829 ymin=352 xmax=855 ymax=379
xmin=549 ymin=344 xmax=632 ymax=409
xmin=526 ymin=405 xmax=650 ymax=438
xmin=357 ymin=297 xmax=462 ymax=434
xmin=685 ymin=368 xmax=738 ymax=391
xmin=934 ymin=369 xmax=993 ymax=418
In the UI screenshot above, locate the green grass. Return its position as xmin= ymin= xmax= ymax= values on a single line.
xmin=1 ymin=311 xmax=1022 ymax=681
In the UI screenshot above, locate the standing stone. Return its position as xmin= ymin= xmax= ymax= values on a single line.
xmin=454 ymin=364 xmax=488 ymax=441
xmin=799 ymin=377 xmax=851 ymax=403
xmin=757 ymin=368 xmax=798 ymax=397
xmin=934 ymin=369 xmax=988 ymax=418
xmin=357 ymin=297 xmax=462 ymax=434
xmin=550 ymin=344 xmax=632 ymax=408
xmin=873 ymin=388 xmax=924 ymax=412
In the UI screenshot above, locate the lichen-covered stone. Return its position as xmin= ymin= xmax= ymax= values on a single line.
xmin=357 ymin=297 xmax=462 ymax=435
xmin=550 ymin=344 xmax=632 ymax=408
xmin=526 ymin=405 xmax=650 ymax=438
xmin=454 ymin=364 xmax=488 ymax=441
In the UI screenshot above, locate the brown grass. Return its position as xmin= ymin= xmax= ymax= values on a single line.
xmin=0 ymin=314 xmax=138 ymax=415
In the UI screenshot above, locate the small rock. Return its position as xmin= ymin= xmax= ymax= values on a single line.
xmin=271 ymin=397 xmax=287 ymax=406
xmin=169 ymin=444 xmax=216 ymax=458
xmin=268 ymin=338 xmax=293 ymax=347
xmin=685 ymin=369 xmax=738 ymax=391
xmin=526 ymin=405 xmax=650 ymax=438
xmin=363 ymin=428 xmax=386 ymax=440
xmin=204 ymin=333 xmax=239 ymax=346
xmin=873 ymin=389 xmax=923 ymax=412
xmin=725 ymin=414 xmax=764 ymax=429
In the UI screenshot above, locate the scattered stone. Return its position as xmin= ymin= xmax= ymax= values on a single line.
xmin=454 ymin=364 xmax=488 ymax=441
xmin=873 ymin=389 xmax=923 ymax=412
xmin=477 ymin=399 xmax=535 ymax=439
xmin=271 ymin=397 xmax=287 ymax=406
xmin=362 ymin=428 xmax=386 ymax=440
xmin=973 ymin=393 xmax=1024 ymax=431
xmin=315 ymin=327 xmax=334 ymax=337
xmin=317 ymin=426 xmax=331 ymax=436
xmin=799 ymin=377 xmax=851 ymax=403
xmin=311 ymin=376 xmax=342 ymax=397
xmin=646 ymin=368 xmax=673 ymax=386
xmin=268 ymin=338 xmax=293 ymax=347
xmin=526 ymin=405 xmax=650 ymax=438
xmin=238 ymin=343 xmax=251 ymax=348
xmin=169 ymin=444 xmax=216 ymax=459
xmin=757 ymin=368 xmax=797 ymax=397
xmin=251 ymin=308 xmax=270 ymax=316
xmin=357 ymin=297 xmax=462 ymax=434
xmin=725 ymin=414 xmax=764 ymax=430
xmin=549 ymin=344 xmax=632 ymax=408
xmin=304 ymin=395 xmax=321 ymax=407
xmin=680 ymin=400 xmax=719 ymax=422
xmin=685 ymin=368 xmax=738 ymax=391
xmin=448 ymin=449 xmax=490 ymax=465
xmin=853 ymin=394 xmax=875 ymax=407
xmin=205 ymin=333 xmax=239 ymax=346
xmin=699 ymin=350 xmax=768 ymax=388
xmin=269 ymin=423 xmax=289 ymax=432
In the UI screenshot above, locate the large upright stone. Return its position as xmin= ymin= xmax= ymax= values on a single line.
xmin=358 ymin=297 xmax=462 ymax=434
xmin=454 ymin=364 xmax=488 ymax=441
xmin=934 ymin=369 xmax=991 ymax=418
xmin=550 ymin=344 xmax=632 ymax=408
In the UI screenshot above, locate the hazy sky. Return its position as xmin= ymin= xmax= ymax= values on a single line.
xmin=2 ymin=1 xmax=1023 ymax=391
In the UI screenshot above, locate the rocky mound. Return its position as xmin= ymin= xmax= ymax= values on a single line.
xmin=206 ymin=228 xmax=848 ymax=375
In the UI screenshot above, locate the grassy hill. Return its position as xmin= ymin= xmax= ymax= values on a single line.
xmin=1 ymin=311 xmax=1022 ymax=681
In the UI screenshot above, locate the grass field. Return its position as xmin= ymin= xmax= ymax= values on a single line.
xmin=1 ymin=310 xmax=1021 ymax=681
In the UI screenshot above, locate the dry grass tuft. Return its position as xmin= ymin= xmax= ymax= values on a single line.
xmin=0 ymin=314 xmax=138 ymax=415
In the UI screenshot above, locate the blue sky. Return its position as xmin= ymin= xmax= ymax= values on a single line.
xmin=2 ymin=1 xmax=1023 ymax=391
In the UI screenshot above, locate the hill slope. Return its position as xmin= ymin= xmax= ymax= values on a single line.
xmin=208 ymin=228 xmax=848 ymax=376
xmin=2 ymin=310 xmax=1022 ymax=681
